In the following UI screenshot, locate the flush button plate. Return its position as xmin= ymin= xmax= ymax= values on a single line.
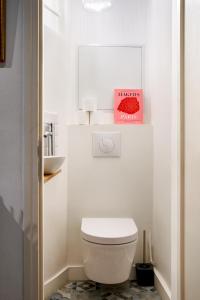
xmin=92 ymin=132 xmax=121 ymax=157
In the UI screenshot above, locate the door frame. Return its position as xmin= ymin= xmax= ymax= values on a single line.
xmin=23 ymin=0 xmax=185 ymax=299
xmin=171 ymin=1 xmax=185 ymax=300
xmin=22 ymin=0 xmax=43 ymax=299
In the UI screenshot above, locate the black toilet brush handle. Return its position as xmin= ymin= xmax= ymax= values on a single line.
xmin=143 ymin=230 xmax=146 ymax=264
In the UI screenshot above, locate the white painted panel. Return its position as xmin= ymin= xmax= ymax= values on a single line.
xmin=78 ymin=46 xmax=142 ymax=109
xmin=67 ymin=125 xmax=153 ymax=265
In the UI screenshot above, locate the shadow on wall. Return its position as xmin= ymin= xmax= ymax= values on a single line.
xmin=0 ymin=196 xmax=23 ymax=299
xmin=0 ymin=0 xmax=19 ymax=68
xmin=0 ymin=196 xmax=38 ymax=300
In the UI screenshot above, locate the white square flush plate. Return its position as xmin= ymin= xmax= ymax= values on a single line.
xmin=92 ymin=132 xmax=121 ymax=157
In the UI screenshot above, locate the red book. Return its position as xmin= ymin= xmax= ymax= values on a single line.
xmin=114 ymin=89 xmax=143 ymax=124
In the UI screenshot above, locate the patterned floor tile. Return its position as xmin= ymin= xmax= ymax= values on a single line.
xmin=50 ymin=280 xmax=161 ymax=300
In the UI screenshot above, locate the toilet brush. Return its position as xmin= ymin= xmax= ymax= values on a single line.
xmin=136 ymin=230 xmax=154 ymax=286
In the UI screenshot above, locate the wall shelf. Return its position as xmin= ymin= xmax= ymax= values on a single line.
xmin=44 ymin=170 xmax=61 ymax=183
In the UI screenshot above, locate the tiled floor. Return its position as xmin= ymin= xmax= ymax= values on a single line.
xmin=50 ymin=280 xmax=161 ymax=300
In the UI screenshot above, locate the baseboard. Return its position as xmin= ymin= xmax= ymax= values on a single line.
xmin=154 ymin=268 xmax=171 ymax=300
xmin=67 ymin=265 xmax=88 ymax=281
xmin=67 ymin=265 xmax=137 ymax=281
xmin=44 ymin=266 xmax=69 ymax=300
xmin=44 ymin=265 xmax=87 ymax=300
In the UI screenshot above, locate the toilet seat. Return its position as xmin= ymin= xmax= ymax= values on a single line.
xmin=81 ymin=218 xmax=138 ymax=245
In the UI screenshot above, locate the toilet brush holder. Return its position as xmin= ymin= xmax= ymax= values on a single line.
xmin=136 ymin=262 xmax=154 ymax=286
xmin=136 ymin=230 xmax=154 ymax=286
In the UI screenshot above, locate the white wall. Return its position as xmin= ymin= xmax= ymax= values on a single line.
xmin=0 ymin=1 xmax=24 ymax=299
xmin=185 ymin=1 xmax=200 ymax=299
xmin=145 ymin=0 xmax=172 ymax=290
xmin=43 ymin=0 xmax=69 ymax=286
xmin=44 ymin=171 xmax=68 ymax=280
xmin=67 ymin=0 xmax=151 ymax=123
xmin=43 ymin=0 xmax=69 ymax=156
xmin=67 ymin=125 xmax=153 ymax=265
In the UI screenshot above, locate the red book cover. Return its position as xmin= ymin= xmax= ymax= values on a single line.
xmin=114 ymin=89 xmax=143 ymax=124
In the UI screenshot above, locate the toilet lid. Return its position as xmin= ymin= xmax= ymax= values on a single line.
xmin=81 ymin=218 xmax=138 ymax=245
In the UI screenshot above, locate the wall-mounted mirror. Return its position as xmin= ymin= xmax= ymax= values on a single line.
xmin=78 ymin=45 xmax=143 ymax=110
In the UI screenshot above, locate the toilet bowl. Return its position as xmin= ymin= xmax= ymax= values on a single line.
xmin=81 ymin=218 xmax=138 ymax=284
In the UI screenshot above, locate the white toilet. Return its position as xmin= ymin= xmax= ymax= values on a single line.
xmin=81 ymin=218 xmax=138 ymax=284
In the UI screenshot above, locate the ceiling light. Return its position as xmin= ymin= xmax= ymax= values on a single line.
xmin=82 ymin=0 xmax=113 ymax=12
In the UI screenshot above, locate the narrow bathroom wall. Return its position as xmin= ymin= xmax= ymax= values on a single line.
xmin=145 ymin=0 xmax=172 ymax=295
xmin=43 ymin=0 xmax=70 ymax=294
